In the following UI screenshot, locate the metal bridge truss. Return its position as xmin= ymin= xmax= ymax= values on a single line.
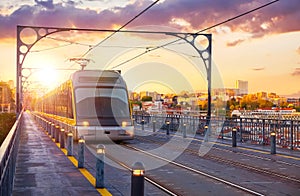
xmin=16 ymin=25 xmax=212 ymax=118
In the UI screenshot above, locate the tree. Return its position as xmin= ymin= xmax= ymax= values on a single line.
xmin=141 ymin=96 xmax=152 ymax=102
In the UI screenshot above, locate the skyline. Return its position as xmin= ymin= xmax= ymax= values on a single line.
xmin=0 ymin=0 xmax=300 ymax=97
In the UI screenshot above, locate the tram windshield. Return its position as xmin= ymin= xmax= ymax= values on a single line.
xmin=75 ymin=87 xmax=130 ymax=120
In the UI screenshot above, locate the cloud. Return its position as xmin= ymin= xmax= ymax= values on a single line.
xmin=291 ymin=68 xmax=300 ymax=76
xmin=252 ymin=67 xmax=265 ymax=71
xmin=226 ymin=39 xmax=245 ymax=47
xmin=0 ymin=0 xmax=299 ymax=40
xmin=35 ymin=0 xmax=54 ymax=9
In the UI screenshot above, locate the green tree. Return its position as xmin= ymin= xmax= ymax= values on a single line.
xmin=141 ymin=96 xmax=152 ymax=102
xmin=130 ymin=100 xmax=142 ymax=110
xmin=0 ymin=113 xmax=16 ymax=145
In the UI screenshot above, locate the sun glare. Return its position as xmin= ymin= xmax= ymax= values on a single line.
xmin=37 ymin=67 xmax=58 ymax=88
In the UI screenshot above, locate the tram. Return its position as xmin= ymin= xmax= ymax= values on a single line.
xmin=34 ymin=70 xmax=134 ymax=141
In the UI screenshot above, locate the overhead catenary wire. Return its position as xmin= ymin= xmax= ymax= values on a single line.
xmin=109 ymin=0 xmax=280 ymax=69
xmin=29 ymin=0 xmax=160 ymax=64
xmin=80 ymin=0 xmax=161 ymax=58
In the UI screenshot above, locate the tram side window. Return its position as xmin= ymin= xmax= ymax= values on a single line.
xmin=67 ymin=85 xmax=73 ymax=119
xmin=56 ymin=89 xmax=67 ymax=117
xmin=50 ymin=95 xmax=55 ymax=115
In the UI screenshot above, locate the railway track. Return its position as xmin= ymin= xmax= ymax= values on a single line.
xmin=104 ymin=151 xmax=179 ymax=196
xmin=123 ymin=143 xmax=264 ymax=196
xmin=134 ymin=135 xmax=300 ymax=185
xmin=136 ymin=127 xmax=300 ymax=170
xmin=81 ymin=142 xmax=178 ymax=195
xmin=82 ymin=141 xmax=265 ymax=195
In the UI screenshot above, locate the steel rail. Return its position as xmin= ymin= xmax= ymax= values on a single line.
xmin=84 ymin=144 xmax=179 ymax=196
xmin=135 ymin=135 xmax=300 ymax=184
xmin=123 ymin=143 xmax=264 ymax=196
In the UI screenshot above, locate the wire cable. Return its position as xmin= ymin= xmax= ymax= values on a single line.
xmin=109 ymin=0 xmax=279 ymax=69
xmin=80 ymin=0 xmax=160 ymax=58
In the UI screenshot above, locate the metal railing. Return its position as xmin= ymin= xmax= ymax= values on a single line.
xmin=133 ymin=114 xmax=300 ymax=150
xmin=0 ymin=111 xmax=23 ymax=195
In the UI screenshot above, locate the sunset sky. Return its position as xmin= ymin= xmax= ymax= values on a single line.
xmin=0 ymin=0 xmax=299 ymax=97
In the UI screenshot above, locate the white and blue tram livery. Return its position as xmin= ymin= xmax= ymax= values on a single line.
xmin=35 ymin=70 xmax=134 ymax=141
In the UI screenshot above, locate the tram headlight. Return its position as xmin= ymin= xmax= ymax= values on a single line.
xmin=82 ymin=121 xmax=89 ymax=126
xmin=122 ymin=121 xmax=127 ymax=127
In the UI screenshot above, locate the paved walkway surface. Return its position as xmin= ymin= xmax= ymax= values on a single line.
xmin=12 ymin=112 xmax=100 ymax=196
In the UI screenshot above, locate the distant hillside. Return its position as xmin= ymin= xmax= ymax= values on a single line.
xmin=281 ymin=91 xmax=300 ymax=98
xmin=0 ymin=113 xmax=16 ymax=145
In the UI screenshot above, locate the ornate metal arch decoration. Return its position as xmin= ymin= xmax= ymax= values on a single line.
xmin=16 ymin=25 xmax=212 ymax=120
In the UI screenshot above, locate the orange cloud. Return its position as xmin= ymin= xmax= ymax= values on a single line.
xmin=226 ymin=39 xmax=245 ymax=47
xmin=0 ymin=0 xmax=299 ymax=41
xmin=291 ymin=68 xmax=300 ymax=76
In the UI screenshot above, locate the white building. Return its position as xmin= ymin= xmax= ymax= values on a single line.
xmin=236 ymin=80 xmax=248 ymax=96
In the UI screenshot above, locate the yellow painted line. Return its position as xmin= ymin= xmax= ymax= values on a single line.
xmin=97 ymin=187 xmax=113 ymax=196
xmin=277 ymin=154 xmax=300 ymax=160
xmin=216 ymin=142 xmax=300 ymax=160
xmin=50 ymin=134 xmax=112 ymax=195
xmin=236 ymin=146 xmax=269 ymax=154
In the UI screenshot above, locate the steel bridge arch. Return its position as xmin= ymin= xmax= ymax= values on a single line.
xmin=16 ymin=25 xmax=212 ymax=120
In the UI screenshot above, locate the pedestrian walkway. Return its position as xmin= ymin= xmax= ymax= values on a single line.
xmin=12 ymin=112 xmax=100 ymax=195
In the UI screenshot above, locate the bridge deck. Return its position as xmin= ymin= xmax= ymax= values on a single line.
xmin=12 ymin=112 xmax=100 ymax=195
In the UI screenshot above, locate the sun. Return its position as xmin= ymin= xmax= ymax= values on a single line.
xmin=37 ymin=67 xmax=59 ymax=88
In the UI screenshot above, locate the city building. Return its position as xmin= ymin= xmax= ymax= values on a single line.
xmin=235 ymin=80 xmax=248 ymax=96
xmin=287 ymin=98 xmax=300 ymax=107
xmin=0 ymin=81 xmax=15 ymax=113
xmin=257 ymin=92 xmax=268 ymax=99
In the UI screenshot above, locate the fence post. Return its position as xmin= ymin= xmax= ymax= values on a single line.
xmin=96 ymin=144 xmax=105 ymax=188
xmin=290 ymin=120 xmax=294 ymax=150
xmin=239 ymin=118 xmax=243 ymax=142
xmin=262 ymin=119 xmax=265 ymax=145
xmin=131 ymin=162 xmax=145 ymax=196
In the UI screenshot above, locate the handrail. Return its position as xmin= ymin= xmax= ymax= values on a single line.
xmin=0 ymin=110 xmax=24 ymax=195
